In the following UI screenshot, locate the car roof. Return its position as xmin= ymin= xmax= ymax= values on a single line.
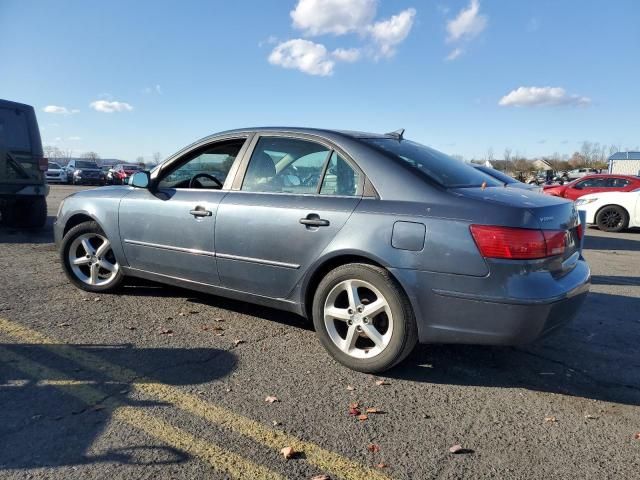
xmin=578 ymin=174 xmax=639 ymax=180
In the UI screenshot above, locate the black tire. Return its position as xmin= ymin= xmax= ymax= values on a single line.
xmin=60 ymin=221 xmax=124 ymax=292
xmin=312 ymin=263 xmax=418 ymax=373
xmin=1 ymin=197 xmax=47 ymax=228
xmin=595 ymin=205 xmax=629 ymax=233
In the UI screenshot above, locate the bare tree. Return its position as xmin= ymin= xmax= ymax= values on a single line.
xmin=152 ymin=152 xmax=162 ymax=165
xmin=81 ymin=151 xmax=100 ymax=161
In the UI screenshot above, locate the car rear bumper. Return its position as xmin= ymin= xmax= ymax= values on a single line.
xmin=390 ymin=258 xmax=590 ymax=345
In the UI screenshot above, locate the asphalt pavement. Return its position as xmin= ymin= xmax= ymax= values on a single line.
xmin=0 ymin=185 xmax=638 ymax=479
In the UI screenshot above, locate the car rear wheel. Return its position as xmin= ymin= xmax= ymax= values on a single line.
xmin=61 ymin=221 xmax=124 ymax=292
xmin=595 ymin=205 xmax=628 ymax=233
xmin=312 ymin=263 xmax=417 ymax=373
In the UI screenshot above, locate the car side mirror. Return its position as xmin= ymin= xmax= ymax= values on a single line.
xmin=129 ymin=171 xmax=150 ymax=189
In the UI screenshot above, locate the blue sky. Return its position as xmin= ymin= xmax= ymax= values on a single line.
xmin=1 ymin=0 xmax=638 ymax=161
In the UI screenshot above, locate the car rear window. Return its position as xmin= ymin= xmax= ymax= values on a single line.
xmin=363 ymin=138 xmax=502 ymax=188
xmin=0 ymin=107 xmax=31 ymax=152
xmin=76 ymin=161 xmax=98 ymax=168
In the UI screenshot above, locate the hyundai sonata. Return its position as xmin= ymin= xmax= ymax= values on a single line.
xmin=55 ymin=128 xmax=590 ymax=372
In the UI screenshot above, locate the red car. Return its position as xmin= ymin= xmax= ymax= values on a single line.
xmin=110 ymin=164 xmax=142 ymax=184
xmin=543 ymin=174 xmax=640 ymax=201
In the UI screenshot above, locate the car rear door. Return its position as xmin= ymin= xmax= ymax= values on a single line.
xmin=214 ymin=135 xmax=363 ymax=299
xmin=118 ymin=136 xmax=250 ymax=285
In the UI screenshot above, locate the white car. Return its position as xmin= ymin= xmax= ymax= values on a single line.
xmin=566 ymin=168 xmax=599 ymax=181
xmin=576 ymin=190 xmax=640 ymax=232
xmin=45 ymin=161 xmax=68 ymax=184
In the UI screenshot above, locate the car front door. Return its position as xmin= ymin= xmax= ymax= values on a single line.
xmin=118 ymin=137 xmax=249 ymax=285
xmin=215 ymin=135 xmax=364 ymax=298
xmin=569 ymin=178 xmax=607 ymax=200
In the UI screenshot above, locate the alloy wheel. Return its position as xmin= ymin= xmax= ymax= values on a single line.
xmin=67 ymin=233 xmax=119 ymax=286
xmin=323 ymin=279 xmax=393 ymax=359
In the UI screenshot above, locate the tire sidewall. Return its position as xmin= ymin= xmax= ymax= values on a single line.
xmin=312 ymin=263 xmax=416 ymax=373
xmin=60 ymin=221 xmax=123 ymax=292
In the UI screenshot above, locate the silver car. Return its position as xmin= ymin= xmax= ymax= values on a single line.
xmin=55 ymin=128 xmax=590 ymax=372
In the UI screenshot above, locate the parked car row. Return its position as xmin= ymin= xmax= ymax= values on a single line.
xmin=44 ymin=161 xmax=145 ymax=185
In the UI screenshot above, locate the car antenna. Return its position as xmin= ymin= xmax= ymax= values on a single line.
xmin=385 ymin=128 xmax=405 ymax=140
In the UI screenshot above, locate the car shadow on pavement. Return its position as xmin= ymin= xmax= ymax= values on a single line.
xmin=584 ymin=229 xmax=640 ymax=251
xmin=0 ymin=343 xmax=236 ymax=471
xmin=119 ymin=279 xmax=314 ymax=332
xmin=0 ymin=216 xmax=56 ymax=244
xmin=591 ymin=275 xmax=640 ymax=286
xmin=388 ymin=292 xmax=640 ymax=407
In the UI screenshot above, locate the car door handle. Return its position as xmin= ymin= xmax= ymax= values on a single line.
xmin=190 ymin=206 xmax=212 ymax=217
xmin=299 ymin=214 xmax=330 ymax=227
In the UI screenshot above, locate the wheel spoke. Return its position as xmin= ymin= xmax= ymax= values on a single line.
xmin=81 ymin=238 xmax=96 ymax=256
xmin=341 ymin=325 xmax=358 ymax=352
xmin=95 ymin=238 xmax=111 ymax=257
xmin=325 ymin=306 xmax=351 ymax=321
xmin=345 ymin=280 xmax=360 ymax=309
xmin=72 ymin=257 xmax=91 ymax=266
xmin=99 ymin=259 xmax=116 ymax=272
xmin=89 ymin=263 xmax=99 ymax=285
xmin=361 ymin=324 xmax=385 ymax=349
xmin=362 ymin=298 xmax=386 ymax=318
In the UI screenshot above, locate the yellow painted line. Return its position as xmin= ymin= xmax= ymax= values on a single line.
xmin=0 ymin=317 xmax=389 ymax=480
xmin=0 ymin=346 xmax=282 ymax=480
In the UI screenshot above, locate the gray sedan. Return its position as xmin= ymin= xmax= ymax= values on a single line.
xmin=55 ymin=128 xmax=590 ymax=372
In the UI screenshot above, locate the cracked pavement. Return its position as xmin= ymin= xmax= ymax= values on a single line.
xmin=0 ymin=185 xmax=639 ymax=479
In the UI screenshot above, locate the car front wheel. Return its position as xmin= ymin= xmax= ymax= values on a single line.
xmin=312 ymin=263 xmax=417 ymax=373
xmin=596 ymin=206 xmax=629 ymax=233
xmin=60 ymin=221 xmax=124 ymax=292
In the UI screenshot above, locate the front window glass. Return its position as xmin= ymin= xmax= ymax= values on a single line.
xmin=242 ymin=137 xmax=330 ymax=194
xmin=158 ymin=140 xmax=244 ymax=189
xmin=576 ymin=178 xmax=606 ymax=188
xmin=76 ymin=161 xmax=98 ymax=169
xmin=320 ymin=152 xmax=361 ymax=196
xmin=48 ymin=162 xmax=61 ymax=170
xmin=363 ymin=138 xmax=501 ymax=188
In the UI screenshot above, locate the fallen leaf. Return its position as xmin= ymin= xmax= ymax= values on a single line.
xmin=234 ymin=339 xmax=245 ymax=346
xmin=634 ymin=432 xmax=640 ymax=440
xmin=375 ymin=380 xmax=390 ymax=386
xmin=127 ymin=326 xmax=136 ymax=330
xmin=544 ymin=416 xmax=557 ymax=423
xmin=189 ymin=310 xmax=199 ymax=314
xmin=159 ymin=329 xmax=173 ymax=336
xmin=584 ymin=414 xmax=598 ymax=420
xmin=272 ymin=420 xmax=281 ymax=427
xmin=448 ymin=444 xmax=474 ymax=454
xmin=365 ymin=407 xmax=383 ymax=414
xmin=57 ymin=322 xmax=71 ymax=327
xmin=367 ymin=444 xmax=380 ymax=453
xmin=280 ymin=446 xmax=295 ymax=460
xmin=348 ymin=402 xmax=360 ymax=416
xmin=346 ymin=385 xmax=355 ymax=391
xmin=357 ymin=414 xmax=368 ymax=421
xmin=178 ymin=312 xmax=186 ymax=316
xmin=376 ymin=463 xmax=388 ymax=469
xmin=215 ymin=333 xmax=224 ymax=336
xmin=93 ymin=297 xmax=101 ymax=302
xmin=311 ymin=475 xmax=330 ymax=480
xmin=265 ymin=396 xmax=279 ymax=404
xmin=214 ymin=318 xmax=225 ymax=322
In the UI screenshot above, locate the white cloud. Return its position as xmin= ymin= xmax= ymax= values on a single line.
xmin=367 ymin=8 xmax=416 ymax=58
xmin=268 ymin=39 xmax=335 ymax=76
xmin=291 ymin=0 xmax=376 ymax=36
xmin=447 ymin=0 xmax=487 ymax=42
xmin=68 ymin=136 xmax=82 ymax=141
xmin=332 ymin=47 xmax=360 ymax=62
xmin=89 ymin=100 xmax=133 ymax=113
xmin=143 ymin=85 xmax=162 ymax=94
xmin=498 ymin=86 xmax=591 ymax=107
xmin=42 ymin=105 xmax=79 ymax=115
xmin=445 ymin=47 xmax=463 ymax=61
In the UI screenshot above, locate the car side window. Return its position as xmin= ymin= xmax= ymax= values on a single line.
xmin=158 ymin=140 xmax=244 ymax=189
xmin=320 ymin=152 xmax=362 ymax=196
xmin=576 ymin=178 xmax=606 ymax=188
xmin=242 ymin=137 xmax=330 ymax=194
xmin=607 ymin=178 xmax=630 ymax=188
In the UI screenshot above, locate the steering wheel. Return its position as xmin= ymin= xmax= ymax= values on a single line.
xmin=189 ymin=173 xmax=223 ymax=189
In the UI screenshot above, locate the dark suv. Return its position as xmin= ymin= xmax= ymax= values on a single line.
xmin=65 ymin=159 xmax=105 ymax=185
xmin=0 ymin=99 xmax=48 ymax=228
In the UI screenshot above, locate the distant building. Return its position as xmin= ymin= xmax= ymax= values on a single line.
xmin=608 ymin=151 xmax=640 ymax=176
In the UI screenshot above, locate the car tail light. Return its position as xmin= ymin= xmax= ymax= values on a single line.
xmin=470 ymin=225 xmax=566 ymax=260
xmin=38 ymin=157 xmax=48 ymax=171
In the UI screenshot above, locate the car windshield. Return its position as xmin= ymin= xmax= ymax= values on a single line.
xmin=76 ymin=161 xmax=98 ymax=169
xmin=474 ymin=165 xmax=519 ymax=184
xmin=122 ymin=165 xmax=141 ymax=170
xmin=48 ymin=162 xmax=61 ymax=169
xmin=363 ymin=138 xmax=502 ymax=188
